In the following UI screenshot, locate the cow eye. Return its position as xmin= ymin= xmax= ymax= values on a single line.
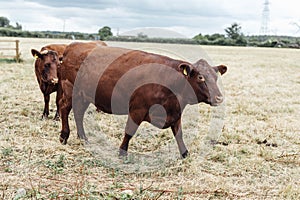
xmin=198 ymin=75 xmax=205 ymax=82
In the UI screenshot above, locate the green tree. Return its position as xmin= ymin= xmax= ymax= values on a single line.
xmin=15 ymin=22 xmax=22 ymax=30
xmin=137 ymin=32 xmax=148 ymax=38
xmin=225 ymin=23 xmax=242 ymax=40
xmin=225 ymin=23 xmax=247 ymax=46
xmin=207 ymin=33 xmax=226 ymax=41
xmin=98 ymin=26 xmax=113 ymax=40
xmin=0 ymin=16 xmax=10 ymax=27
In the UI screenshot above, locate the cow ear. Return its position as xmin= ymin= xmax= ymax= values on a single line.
xmin=179 ymin=63 xmax=194 ymax=77
xmin=59 ymin=56 xmax=63 ymax=64
xmin=31 ymin=49 xmax=42 ymax=59
xmin=213 ymin=65 xmax=227 ymax=75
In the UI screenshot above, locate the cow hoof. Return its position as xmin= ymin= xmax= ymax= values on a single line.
xmin=79 ymin=138 xmax=90 ymax=145
xmin=77 ymin=135 xmax=89 ymax=145
xmin=53 ymin=112 xmax=60 ymax=121
xmin=59 ymin=136 xmax=67 ymax=145
xmin=119 ymin=148 xmax=128 ymax=157
xmin=182 ymin=150 xmax=189 ymax=158
xmin=53 ymin=116 xmax=60 ymax=121
xmin=41 ymin=114 xmax=48 ymax=120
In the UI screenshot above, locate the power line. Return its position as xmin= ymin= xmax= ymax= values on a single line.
xmin=260 ymin=0 xmax=270 ymax=35
xmin=63 ymin=19 xmax=66 ymax=32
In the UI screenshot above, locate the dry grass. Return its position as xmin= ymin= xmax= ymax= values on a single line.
xmin=0 ymin=37 xmax=299 ymax=199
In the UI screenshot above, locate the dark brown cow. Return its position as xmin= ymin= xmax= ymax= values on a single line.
xmin=31 ymin=41 xmax=107 ymax=120
xmin=59 ymin=43 xmax=227 ymax=158
xmin=31 ymin=44 xmax=67 ymax=119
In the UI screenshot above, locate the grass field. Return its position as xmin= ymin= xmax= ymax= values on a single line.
xmin=0 ymin=37 xmax=299 ymax=199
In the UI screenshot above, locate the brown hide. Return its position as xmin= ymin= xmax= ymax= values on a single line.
xmin=31 ymin=44 xmax=67 ymax=119
xmin=31 ymin=41 xmax=106 ymax=119
xmin=41 ymin=44 xmax=67 ymax=59
xmin=59 ymin=44 xmax=227 ymax=158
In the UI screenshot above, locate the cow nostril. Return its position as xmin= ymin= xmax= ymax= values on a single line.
xmin=51 ymin=78 xmax=59 ymax=84
xmin=215 ymin=96 xmax=223 ymax=103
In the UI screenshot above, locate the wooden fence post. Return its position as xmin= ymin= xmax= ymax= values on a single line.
xmin=15 ymin=40 xmax=20 ymax=63
xmin=0 ymin=40 xmax=21 ymax=62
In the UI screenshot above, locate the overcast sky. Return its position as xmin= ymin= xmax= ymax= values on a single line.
xmin=0 ymin=0 xmax=299 ymax=37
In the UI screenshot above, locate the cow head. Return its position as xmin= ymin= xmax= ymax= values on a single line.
xmin=179 ymin=59 xmax=227 ymax=106
xmin=31 ymin=49 xmax=60 ymax=84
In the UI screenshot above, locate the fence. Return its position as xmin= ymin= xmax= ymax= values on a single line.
xmin=0 ymin=40 xmax=21 ymax=62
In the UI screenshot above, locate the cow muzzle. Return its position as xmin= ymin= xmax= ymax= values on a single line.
xmin=210 ymin=95 xmax=224 ymax=106
xmin=215 ymin=95 xmax=223 ymax=103
xmin=51 ymin=78 xmax=59 ymax=84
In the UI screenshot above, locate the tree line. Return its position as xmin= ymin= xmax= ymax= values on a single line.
xmin=0 ymin=16 xmax=299 ymax=48
xmin=0 ymin=16 xmax=22 ymax=30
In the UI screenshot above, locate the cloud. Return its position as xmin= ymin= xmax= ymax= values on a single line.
xmin=25 ymin=0 xmax=120 ymax=10
xmin=0 ymin=0 xmax=299 ymax=37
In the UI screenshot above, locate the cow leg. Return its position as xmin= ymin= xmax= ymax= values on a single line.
xmin=59 ymin=104 xmax=72 ymax=144
xmin=53 ymin=86 xmax=62 ymax=121
xmin=73 ymin=99 xmax=89 ymax=142
xmin=53 ymin=110 xmax=60 ymax=121
xmin=42 ymin=94 xmax=50 ymax=119
xmin=119 ymin=133 xmax=133 ymax=157
xmin=59 ymin=95 xmax=72 ymax=145
xmin=119 ymin=112 xmax=144 ymax=157
xmin=171 ymin=118 xmax=188 ymax=158
xmin=59 ymin=79 xmax=75 ymax=144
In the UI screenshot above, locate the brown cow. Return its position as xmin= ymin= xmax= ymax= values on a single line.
xmin=31 ymin=44 xmax=67 ymax=119
xmin=31 ymin=41 xmax=107 ymax=120
xmin=58 ymin=43 xmax=227 ymax=158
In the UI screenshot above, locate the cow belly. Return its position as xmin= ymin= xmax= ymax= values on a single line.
xmin=94 ymin=91 xmax=129 ymax=115
xmin=144 ymin=103 xmax=182 ymax=129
